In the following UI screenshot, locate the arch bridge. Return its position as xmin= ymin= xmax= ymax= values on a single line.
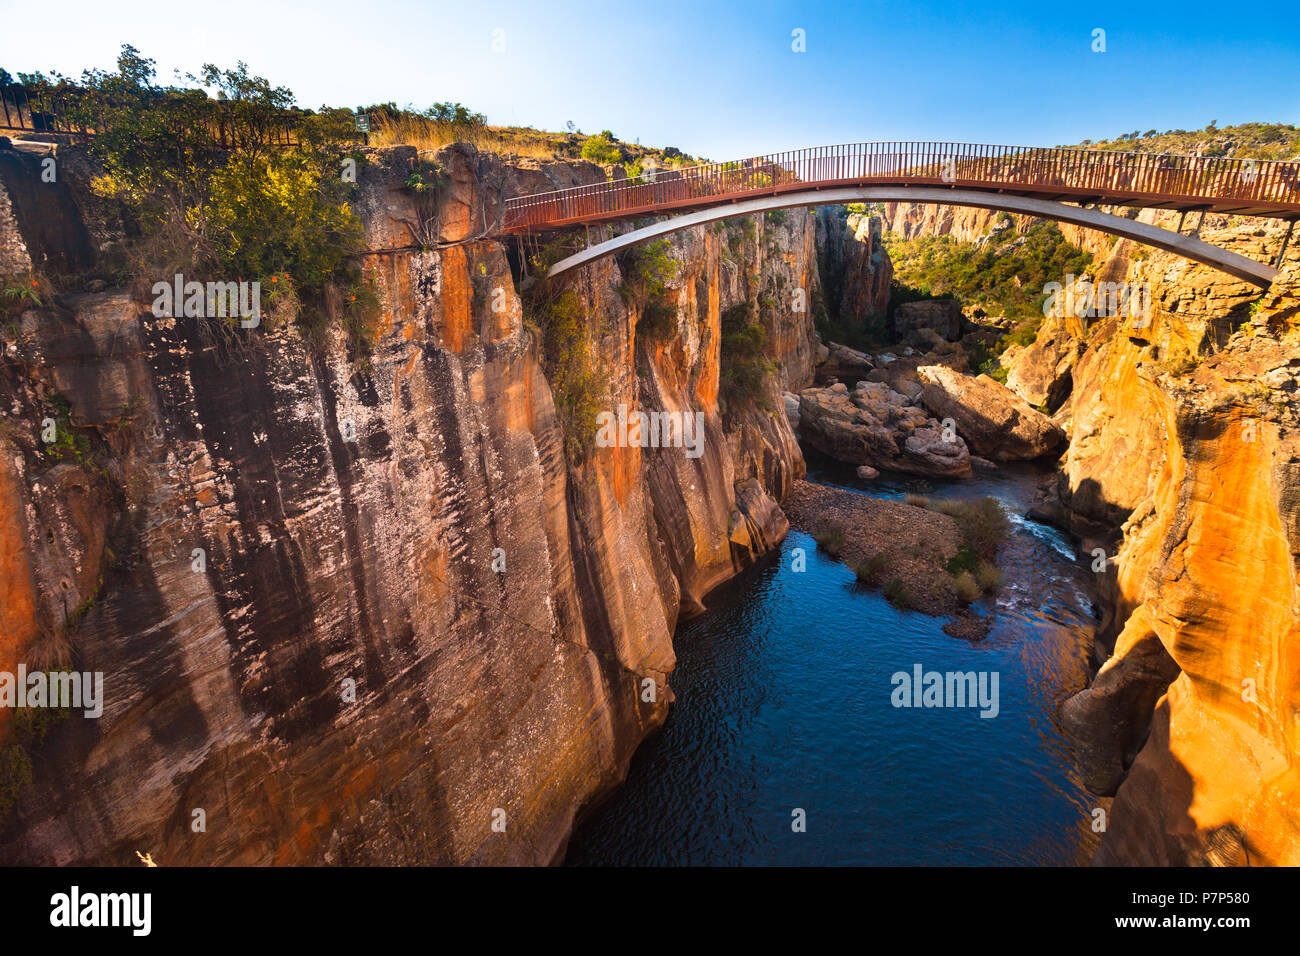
xmin=502 ymin=143 xmax=1300 ymax=286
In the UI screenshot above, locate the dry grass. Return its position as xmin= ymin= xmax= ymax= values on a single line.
xmin=974 ymin=562 xmax=1004 ymax=592
xmin=27 ymin=626 xmax=75 ymax=671
xmin=369 ymin=114 xmax=702 ymax=166
xmin=369 ymin=112 xmax=480 ymax=152
xmin=953 ymin=571 xmax=981 ymax=604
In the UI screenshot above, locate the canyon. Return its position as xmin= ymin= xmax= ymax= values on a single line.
xmin=0 ymin=141 xmax=817 ymax=865
xmin=885 ymin=198 xmax=1300 ymax=864
xmin=0 ymin=135 xmax=1297 ymax=866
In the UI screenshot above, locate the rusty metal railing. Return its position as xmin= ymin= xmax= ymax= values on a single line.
xmin=0 ymin=84 xmax=93 ymax=139
xmin=502 ymin=142 xmax=1300 ymax=230
xmin=0 ymin=83 xmax=303 ymax=148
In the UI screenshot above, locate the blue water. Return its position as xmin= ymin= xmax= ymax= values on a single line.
xmin=565 ymin=455 xmax=1101 ymax=865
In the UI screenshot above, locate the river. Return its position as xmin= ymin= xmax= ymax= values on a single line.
xmin=564 ymin=452 xmax=1103 ymax=865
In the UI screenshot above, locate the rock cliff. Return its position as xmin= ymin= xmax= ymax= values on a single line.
xmin=816 ymin=206 xmax=892 ymax=326
xmin=1060 ymin=253 xmax=1300 ymax=866
xmin=887 ymin=196 xmax=1300 ymax=864
xmin=0 ymin=142 xmax=818 ymax=864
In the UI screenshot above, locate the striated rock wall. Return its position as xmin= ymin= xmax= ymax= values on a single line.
xmin=889 ymin=192 xmax=1300 ymax=864
xmin=1058 ymin=248 xmax=1300 ymax=864
xmin=816 ymin=206 xmax=892 ymax=325
xmin=0 ymin=143 xmax=817 ymax=864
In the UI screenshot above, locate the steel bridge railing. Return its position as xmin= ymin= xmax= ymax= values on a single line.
xmin=502 ymin=142 xmax=1300 ymax=230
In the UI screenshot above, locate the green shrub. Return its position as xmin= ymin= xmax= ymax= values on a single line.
xmin=974 ymin=561 xmax=1004 ymax=592
xmin=581 ymin=133 xmax=622 ymax=165
xmin=946 ymin=547 xmax=979 ymax=575
xmin=999 ymin=316 xmax=1044 ymax=351
xmin=985 ymin=363 xmax=1010 ymax=385
xmin=854 ymin=551 xmax=890 ymax=584
xmin=953 ymin=497 xmax=1009 ymax=560
xmin=205 ymin=151 xmax=362 ymax=292
xmin=813 ymin=525 xmax=846 ymax=557
xmin=953 ymin=571 xmax=981 ymax=605
xmin=531 ymin=288 xmax=607 ymax=461
xmin=936 ymin=498 xmax=1008 ymax=565
xmin=719 ymin=302 xmax=774 ymax=412
xmin=883 ymin=578 xmax=921 ymax=610
xmin=41 ymin=397 xmax=92 ymax=465
xmin=0 ymin=705 xmax=70 ymax=820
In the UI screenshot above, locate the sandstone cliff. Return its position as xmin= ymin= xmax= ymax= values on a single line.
xmin=0 ymin=142 xmax=817 ymax=864
xmin=887 ymin=195 xmax=1300 ymax=864
xmin=1060 ymin=252 xmax=1300 ymax=865
xmin=816 ymin=206 xmax=892 ymax=326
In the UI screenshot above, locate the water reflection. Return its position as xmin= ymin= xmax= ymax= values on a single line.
xmin=565 ymin=458 xmax=1100 ymax=866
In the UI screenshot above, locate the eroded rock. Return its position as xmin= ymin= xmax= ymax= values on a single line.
xmin=798 ymin=380 xmax=972 ymax=477
xmin=917 ymin=365 xmax=1067 ymax=461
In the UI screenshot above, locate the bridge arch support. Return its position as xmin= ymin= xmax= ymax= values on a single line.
xmin=544 ymin=186 xmax=1279 ymax=287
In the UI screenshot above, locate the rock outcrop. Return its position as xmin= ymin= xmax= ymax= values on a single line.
xmin=0 ymin=141 xmax=817 ymax=865
xmin=815 ymin=206 xmax=892 ymax=324
xmin=1002 ymin=312 xmax=1083 ymax=410
xmin=820 ymin=341 xmax=874 ymax=380
xmin=1058 ymin=249 xmax=1300 ymax=865
xmin=916 ymin=365 xmax=1067 ymax=461
xmin=798 ymin=380 xmax=972 ymax=477
xmin=894 ymin=298 xmax=963 ymax=342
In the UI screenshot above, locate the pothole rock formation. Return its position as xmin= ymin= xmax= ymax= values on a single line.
xmin=798 ymin=380 xmax=972 ymax=477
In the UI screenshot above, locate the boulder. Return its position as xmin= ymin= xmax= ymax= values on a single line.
xmin=855 ymin=465 xmax=880 ymax=481
xmin=820 ymin=341 xmax=874 ymax=379
xmin=916 ymin=365 xmax=1067 ymax=461
xmin=1003 ymin=313 xmax=1081 ymax=410
xmin=798 ymin=380 xmax=972 ymax=477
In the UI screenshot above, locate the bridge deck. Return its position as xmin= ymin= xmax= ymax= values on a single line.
xmin=503 ymin=143 xmax=1300 ymax=231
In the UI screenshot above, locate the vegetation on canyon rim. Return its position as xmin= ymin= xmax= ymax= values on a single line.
xmin=1075 ymin=121 xmax=1300 ymax=161
xmin=15 ymin=45 xmax=382 ymax=360
xmin=363 ymin=103 xmax=698 ymax=169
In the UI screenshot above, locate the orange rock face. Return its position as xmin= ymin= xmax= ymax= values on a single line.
xmin=1063 ymin=254 xmax=1300 ymax=865
xmin=0 ymin=145 xmax=816 ymax=865
xmin=0 ymin=458 xmax=38 ymax=739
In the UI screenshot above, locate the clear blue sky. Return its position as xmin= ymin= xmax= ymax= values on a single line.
xmin=3 ymin=0 xmax=1297 ymax=159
